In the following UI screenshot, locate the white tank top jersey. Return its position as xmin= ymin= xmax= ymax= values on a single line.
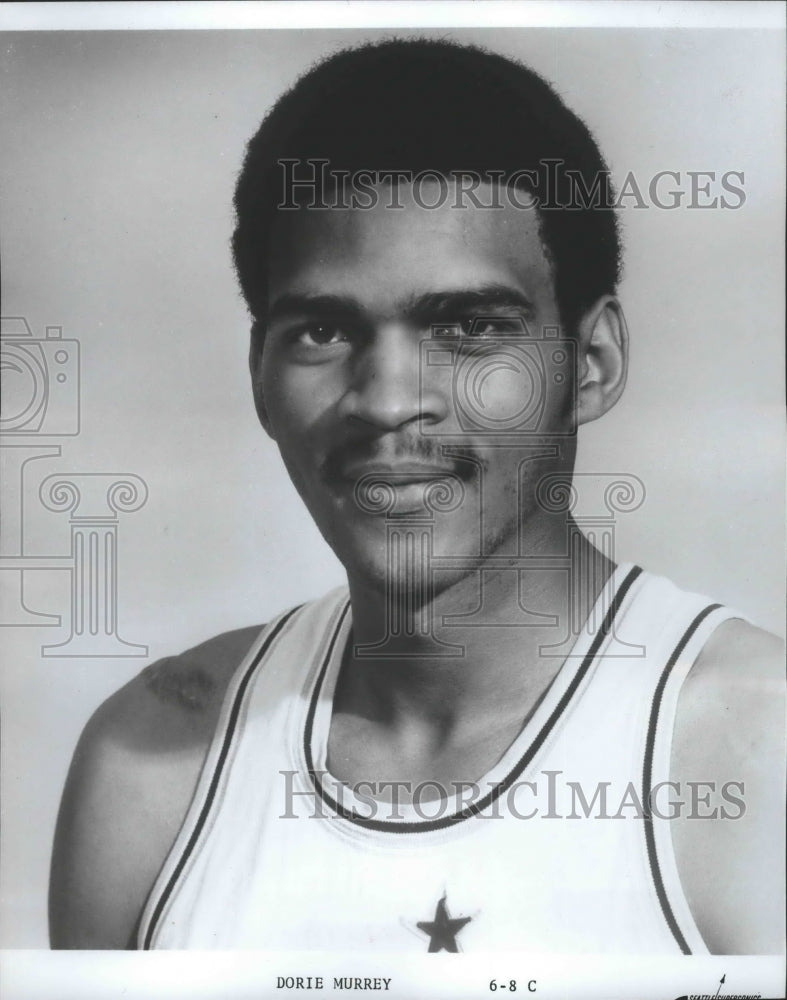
xmin=138 ymin=564 xmax=743 ymax=953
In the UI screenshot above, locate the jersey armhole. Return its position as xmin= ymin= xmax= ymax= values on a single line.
xmin=135 ymin=608 xmax=301 ymax=949
xmin=645 ymin=604 xmax=750 ymax=955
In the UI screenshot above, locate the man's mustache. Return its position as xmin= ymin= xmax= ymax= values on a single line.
xmin=320 ymin=436 xmax=487 ymax=486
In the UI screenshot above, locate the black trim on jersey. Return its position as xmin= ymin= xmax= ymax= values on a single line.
xmin=641 ymin=601 xmax=722 ymax=956
xmin=140 ymin=604 xmax=304 ymax=950
xmin=304 ymin=565 xmax=643 ymax=834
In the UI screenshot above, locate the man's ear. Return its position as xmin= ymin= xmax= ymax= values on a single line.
xmin=574 ymin=295 xmax=629 ymax=427
xmin=249 ymin=321 xmax=274 ymax=438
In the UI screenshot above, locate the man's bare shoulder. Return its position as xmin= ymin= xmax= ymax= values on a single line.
xmin=676 ymin=617 xmax=784 ymax=749
xmin=49 ymin=623 xmax=263 ymax=950
xmin=109 ymin=623 xmax=264 ymax=748
xmin=688 ymin=616 xmax=783 ymax=691
xmin=674 ymin=618 xmax=784 ymax=784
xmin=672 ymin=618 xmax=786 ymax=954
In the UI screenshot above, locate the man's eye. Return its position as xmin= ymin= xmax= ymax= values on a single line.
xmin=294 ymin=323 xmax=348 ymax=347
xmin=461 ymin=317 xmax=526 ymax=337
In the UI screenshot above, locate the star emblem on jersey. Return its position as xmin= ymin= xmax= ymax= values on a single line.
xmin=416 ymin=894 xmax=472 ymax=952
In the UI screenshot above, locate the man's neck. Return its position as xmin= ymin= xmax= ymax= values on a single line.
xmin=337 ymin=526 xmax=614 ymax=744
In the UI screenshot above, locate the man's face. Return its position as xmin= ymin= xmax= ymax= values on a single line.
xmin=256 ymin=180 xmax=577 ymax=592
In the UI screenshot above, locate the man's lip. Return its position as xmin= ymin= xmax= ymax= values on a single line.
xmin=336 ymin=463 xmax=458 ymax=484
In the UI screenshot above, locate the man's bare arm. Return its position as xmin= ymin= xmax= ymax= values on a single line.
xmin=672 ymin=618 xmax=786 ymax=954
xmin=48 ymin=625 xmax=261 ymax=949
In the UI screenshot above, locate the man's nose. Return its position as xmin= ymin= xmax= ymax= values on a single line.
xmin=337 ymin=324 xmax=448 ymax=431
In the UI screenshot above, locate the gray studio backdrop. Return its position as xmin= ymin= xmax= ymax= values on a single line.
xmin=1 ymin=27 xmax=784 ymax=947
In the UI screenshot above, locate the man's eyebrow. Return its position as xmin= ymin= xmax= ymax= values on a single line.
xmin=405 ymin=285 xmax=535 ymax=320
xmin=267 ymin=292 xmax=366 ymax=323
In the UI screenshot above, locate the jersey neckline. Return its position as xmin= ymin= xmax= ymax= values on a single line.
xmin=302 ymin=562 xmax=642 ymax=834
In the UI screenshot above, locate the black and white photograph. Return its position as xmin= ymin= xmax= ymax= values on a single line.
xmin=1 ymin=3 xmax=785 ymax=998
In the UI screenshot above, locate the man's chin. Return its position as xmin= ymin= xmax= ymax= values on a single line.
xmin=336 ymin=544 xmax=483 ymax=606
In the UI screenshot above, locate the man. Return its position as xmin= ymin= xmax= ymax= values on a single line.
xmin=49 ymin=39 xmax=783 ymax=953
